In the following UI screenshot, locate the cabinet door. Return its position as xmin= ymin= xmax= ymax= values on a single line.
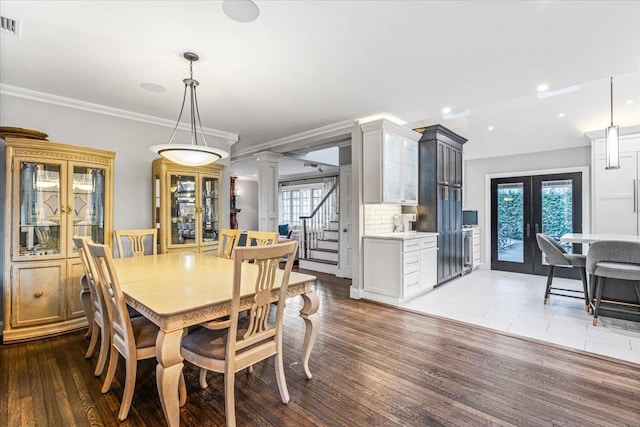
xmin=68 ymin=163 xmax=108 ymax=254
xmin=11 ymin=261 xmax=65 ymax=327
xmin=200 ymin=174 xmax=220 ymax=247
xmin=420 ymin=247 xmax=437 ymax=291
xmin=451 ymin=148 xmax=463 ymax=186
xmin=593 ymin=153 xmax=638 ymax=234
xmin=382 ymin=132 xmax=403 ymax=203
xmin=168 ymin=173 xmax=198 ymax=248
xmin=66 ymin=258 xmax=86 ymax=318
xmin=437 ymin=142 xmax=450 ymax=184
xmin=402 ymin=138 xmax=418 ymax=204
xmin=13 ymin=159 xmax=67 ymax=260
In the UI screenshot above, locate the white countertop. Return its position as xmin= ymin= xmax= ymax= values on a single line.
xmin=364 ymin=231 xmax=438 ymax=240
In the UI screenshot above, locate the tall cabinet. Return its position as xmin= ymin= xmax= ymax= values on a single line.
xmin=2 ymin=137 xmax=115 ymax=342
xmin=415 ymin=125 xmax=467 ymax=285
xmin=152 ymin=157 xmax=224 ymax=255
xmin=591 ymin=132 xmax=640 ymax=235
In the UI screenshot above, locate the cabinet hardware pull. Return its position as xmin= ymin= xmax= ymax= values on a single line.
xmin=34 ymin=291 xmax=43 ymax=298
xmin=68 ymin=205 xmax=73 ymax=213
xmin=60 ymin=206 xmax=66 ymax=213
xmin=442 ymin=187 xmax=448 ymax=201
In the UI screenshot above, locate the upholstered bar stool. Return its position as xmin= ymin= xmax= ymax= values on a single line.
xmin=586 ymin=240 xmax=640 ymax=326
xmin=536 ymin=233 xmax=589 ymax=311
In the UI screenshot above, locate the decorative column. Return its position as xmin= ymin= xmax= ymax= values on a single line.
xmin=255 ymin=152 xmax=281 ymax=232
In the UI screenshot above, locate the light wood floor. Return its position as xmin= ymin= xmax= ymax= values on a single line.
xmin=1 ymin=270 xmax=639 ymax=426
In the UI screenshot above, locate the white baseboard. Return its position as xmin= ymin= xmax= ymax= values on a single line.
xmin=350 ymin=286 xmax=364 ymax=299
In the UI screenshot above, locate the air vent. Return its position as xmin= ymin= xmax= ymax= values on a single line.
xmin=1 ymin=16 xmax=20 ymax=36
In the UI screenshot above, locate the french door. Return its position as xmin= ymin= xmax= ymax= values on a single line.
xmin=490 ymin=172 xmax=583 ymax=278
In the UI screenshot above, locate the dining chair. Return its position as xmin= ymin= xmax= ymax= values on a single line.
xmin=246 ymin=230 xmax=279 ymax=246
xmin=73 ymin=236 xmax=111 ymax=376
xmin=535 ymin=233 xmax=589 ymax=311
xmin=586 ymin=240 xmax=640 ymax=326
xmin=87 ymin=241 xmax=185 ymax=421
xmin=181 ymin=241 xmax=299 ymax=427
xmin=216 ymin=228 xmax=241 ymax=259
xmin=114 ymin=228 xmax=157 ymax=258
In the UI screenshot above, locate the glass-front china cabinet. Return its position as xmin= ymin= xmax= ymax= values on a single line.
xmin=152 ymin=157 xmax=223 ymax=255
xmin=2 ymin=137 xmax=114 ymax=342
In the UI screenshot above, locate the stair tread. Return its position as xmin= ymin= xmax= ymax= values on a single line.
xmin=303 ymin=257 xmax=338 ymax=265
xmin=310 ymin=248 xmax=338 ymax=253
xmin=319 ymin=239 xmax=339 ymax=242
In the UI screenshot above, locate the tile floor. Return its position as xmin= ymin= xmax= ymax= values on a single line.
xmin=402 ymin=266 xmax=640 ymax=365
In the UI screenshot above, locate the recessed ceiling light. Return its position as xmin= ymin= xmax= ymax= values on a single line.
xmin=140 ymin=82 xmax=166 ymax=93
xmin=537 ymin=83 xmax=549 ymax=92
xmin=222 ymin=0 xmax=259 ymax=23
xmin=442 ymin=109 xmax=471 ymax=120
xmin=626 ymin=99 xmax=635 ymax=105
xmin=442 ymin=107 xmax=451 ymax=114
xmin=488 ymin=126 xmax=494 ymax=131
xmin=558 ymin=113 xmax=565 ymax=118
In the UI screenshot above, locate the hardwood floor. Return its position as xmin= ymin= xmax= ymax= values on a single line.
xmin=1 ymin=270 xmax=639 ymax=426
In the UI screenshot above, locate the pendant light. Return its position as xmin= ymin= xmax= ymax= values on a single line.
xmin=150 ymin=52 xmax=229 ymax=167
xmin=605 ymin=76 xmax=620 ymax=170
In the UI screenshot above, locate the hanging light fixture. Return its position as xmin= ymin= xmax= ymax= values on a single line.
xmin=150 ymin=52 xmax=229 ymax=167
xmin=605 ymin=76 xmax=620 ymax=170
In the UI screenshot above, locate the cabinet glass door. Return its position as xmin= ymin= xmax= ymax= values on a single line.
xmin=383 ymin=132 xmax=402 ymax=202
xmin=17 ymin=161 xmax=64 ymax=257
xmin=70 ymin=165 xmax=106 ymax=250
xmin=201 ymin=176 xmax=219 ymax=243
xmin=170 ymin=174 xmax=197 ymax=246
xmin=402 ymin=138 xmax=418 ymax=202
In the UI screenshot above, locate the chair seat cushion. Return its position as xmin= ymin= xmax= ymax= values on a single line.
xmin=181 ymin=319 xmax=249 ymax=360
xmin=564 ymin=253 xmax=586 ymax=267
xmin=594 ymin=261 xmax=640 ymax=281
xmin=131 ymin=316 xmax=160 ymax=349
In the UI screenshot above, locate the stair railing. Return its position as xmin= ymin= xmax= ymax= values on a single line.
xmin=299 ymin=181 xmax=339 ymax=260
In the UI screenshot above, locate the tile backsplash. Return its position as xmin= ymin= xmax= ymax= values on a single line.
xmin=364 ymin=204 xmax=402 ymax=234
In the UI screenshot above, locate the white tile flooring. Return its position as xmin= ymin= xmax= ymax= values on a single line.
xmin=402 ymin=266 xmax=640 ymax=365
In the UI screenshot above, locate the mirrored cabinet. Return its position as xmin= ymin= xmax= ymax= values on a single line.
xmin=152 ymin=158 xmax=223 ymax=254
xmin=3 ymin=137 xmax=114 ymax=342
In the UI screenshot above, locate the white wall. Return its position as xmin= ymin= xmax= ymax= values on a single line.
xmin=235 ymin=179 xmax=258 ymax=231
xmin=463 ymin=145 xmax=591 ymax=263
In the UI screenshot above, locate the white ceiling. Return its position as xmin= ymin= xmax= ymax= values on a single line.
xmin=1 ymin=1 xmax=640 ymax=176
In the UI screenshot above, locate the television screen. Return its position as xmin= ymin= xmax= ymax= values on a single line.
xmin=463 ymin=210 xmax=478 ymax=226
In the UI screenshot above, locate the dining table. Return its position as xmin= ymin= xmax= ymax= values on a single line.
xmin=560 ymin=233 xmax=640 ymax=244
xmin=112 ymin=251 xmax=319 ymax=427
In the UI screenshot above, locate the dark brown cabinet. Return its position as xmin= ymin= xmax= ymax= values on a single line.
xmin=415 ymin=125 xmax=467 ymax=285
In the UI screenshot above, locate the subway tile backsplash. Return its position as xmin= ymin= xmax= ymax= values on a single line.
xmin=364 ymin=204 xmax=402 ymax=234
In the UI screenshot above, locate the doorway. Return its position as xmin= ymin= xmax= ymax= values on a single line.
xmin=490 ymin=172 xmax=583 ymax=278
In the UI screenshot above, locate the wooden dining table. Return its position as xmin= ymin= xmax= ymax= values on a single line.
xmin=112 ymin=251 xmax=319 ymax=427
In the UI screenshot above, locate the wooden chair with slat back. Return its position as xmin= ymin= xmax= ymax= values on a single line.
xmin=216 ymin=228 xmax=241 ymax=259
xmin=73 ymin=236 xmax=111 ymax=376
xmin=181 ymin=241 xmax=299 ymax=427
xmin=87 ymin=241 xmax=185 ymax=421
xmin=246 ymin=230 xmax=279 ymax=246
xmin=114 ymin=229 xmax=157 ymax=258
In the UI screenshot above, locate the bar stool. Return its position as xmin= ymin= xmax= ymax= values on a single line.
xmin=586 ymin=240 xmax=640 ymax=326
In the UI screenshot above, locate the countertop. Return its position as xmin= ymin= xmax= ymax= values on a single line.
xmin=364 ymin=231 xmax=439 ymax=240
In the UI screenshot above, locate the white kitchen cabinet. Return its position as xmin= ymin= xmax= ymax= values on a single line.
xmin=362 ymin=119 xmax=420 ymax=205
xmin=591 ymin=134 xmax=640 ymax=235
xmin=472 ymin=227 xmax=481 ymax=269
xmin=363 ymin=233 xmax=438 ymax=305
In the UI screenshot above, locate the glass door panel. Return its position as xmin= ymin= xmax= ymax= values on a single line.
xmin=17 ymin=161 xmax=63 ymax=257
xmin=201 ymin=176 xmax=219 ymax=243
xmin=170 ymin=174 xmax=196 ymax=246
xmin=382 ymin=132 xmax=402 ymax=202
xmin=402 ymin=138 xmax=418 ymax=202
xmin=496 ymin=182 xmax=525 ymax=263
xmin=71 ymin=166 xmax=106 ymax=248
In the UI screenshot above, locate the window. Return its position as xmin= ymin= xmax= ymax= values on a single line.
xmin=279 ymin=184 xmax=324 ymax=226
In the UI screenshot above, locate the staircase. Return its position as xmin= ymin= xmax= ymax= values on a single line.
xmin=299 ymin=221 xmax=339 ymax=274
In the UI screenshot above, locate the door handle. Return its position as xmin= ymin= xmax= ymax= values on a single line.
xmin=535 ymin=223 xmax=539 ymax=234
xmin=526 ymin=223 xmax=531 ymax=237
xmin=343 ymin=228 xmax=347 ymax=232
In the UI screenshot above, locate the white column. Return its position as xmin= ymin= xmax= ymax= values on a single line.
xmin=255 ymin=152 xmax=281 ymax=232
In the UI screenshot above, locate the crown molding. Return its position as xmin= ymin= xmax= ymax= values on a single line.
xmin=0 ymin=84 xmax=239 ymax=144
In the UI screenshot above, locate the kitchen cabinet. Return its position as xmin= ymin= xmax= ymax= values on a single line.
xmin=362 ymin=119 xmax=421 ymax=205
xmin=591 ymin=133 xmax=640 ymax=235
xmin=415 ymin=125 xmax=467 ymax=285
xmin=472 ymin=227 xmax=481 ymax=269
xmin=2 ymin=137 xmax=115 ymax=342
xmin=363 ymin=233 xmax=438 ymax=305
xmin=152 ymin=157 xmax=224 ymax=255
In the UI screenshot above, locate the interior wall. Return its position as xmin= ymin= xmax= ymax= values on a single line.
xmin=463 ymin=145 xmax=591 ymax=263
xmin=235 ymin=179 xmax=258 ymax=231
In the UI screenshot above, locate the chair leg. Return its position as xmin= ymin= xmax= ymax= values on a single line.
xmin=544 ymin=265 xmax=555 ymax=304
xmin=224 ymin=370 xmax=236 ymax=427
xmin=592 ymin=276 xmax=605 ymax=326
xmin=274 ymin=351 xmax=290 ymax=404
xmin=101 ymin=345 xmax=119 ymax=393
xmin=85 ymin=322 xmax=99 ymax=359
xmin=199 ymin=368 xmax=208 ymax=389
xmin=179 ymin=371 xmax=187 ymax=407
xmin=579 ymin=267 xmax=589 ymax=312
xmin=117 ymin=356 xmax=137 ymax=421
xmin=94 ymin=324 xmax=110 ymax=376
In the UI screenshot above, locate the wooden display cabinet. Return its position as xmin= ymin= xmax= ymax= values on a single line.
xmin=152 ymin=158 xmax=224 ymax=255
xmin=2 ymin=137 xmax=115 ymax=342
